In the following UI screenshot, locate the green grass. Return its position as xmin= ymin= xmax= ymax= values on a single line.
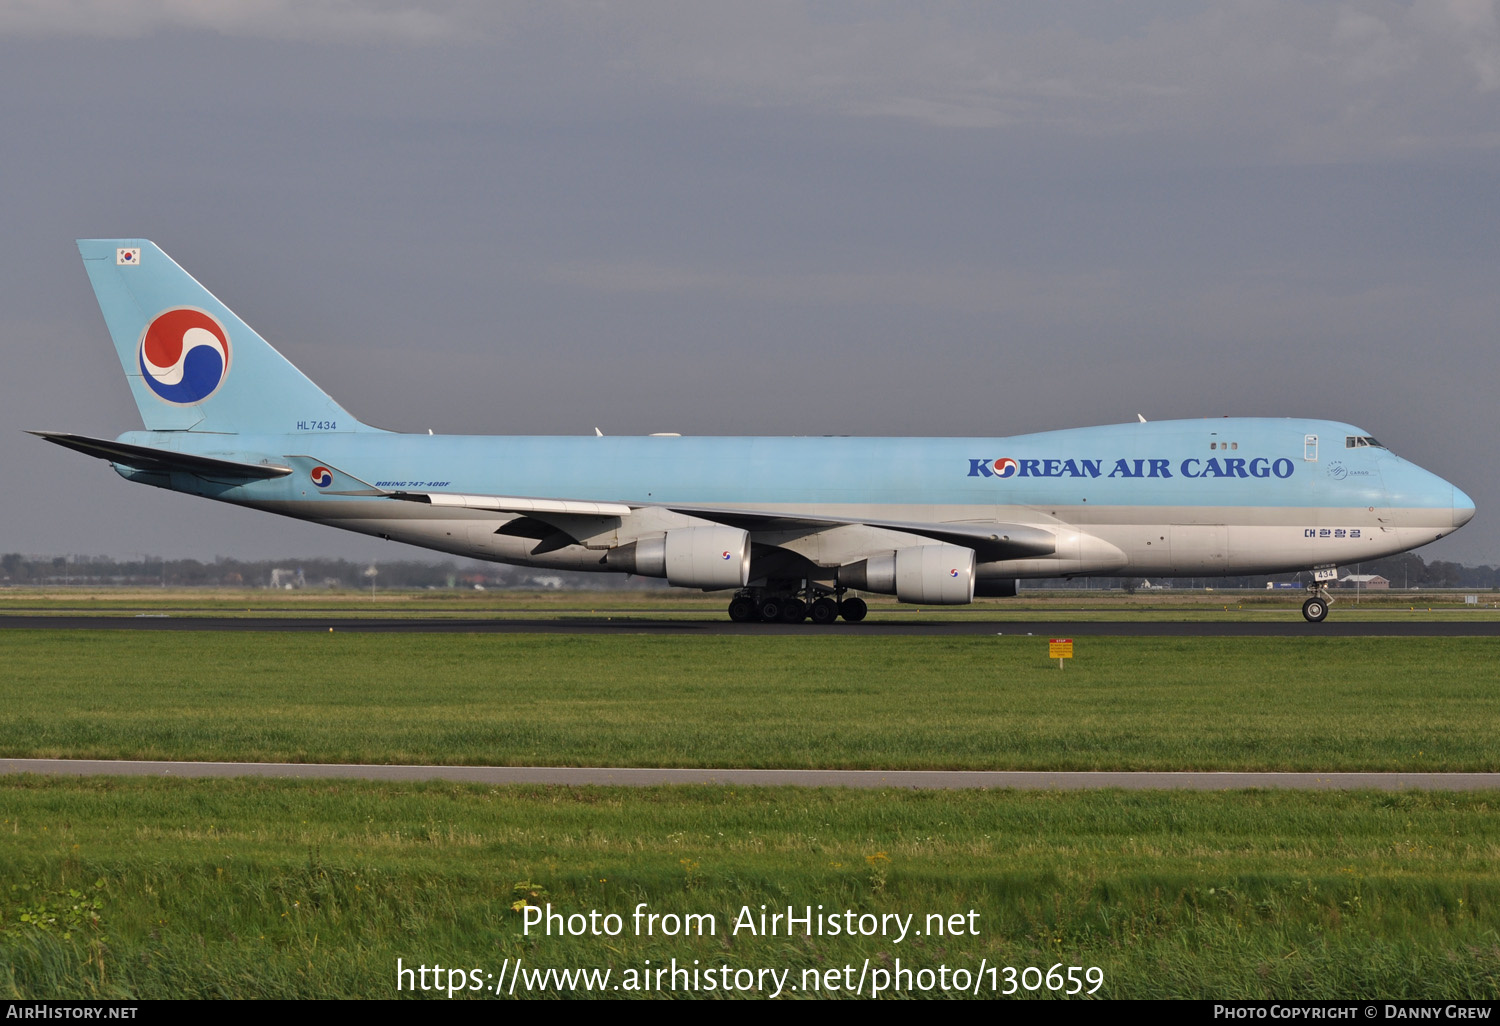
xmin=1 ymin=632 xmax=1497 ymax=771
xmin=2 ymin=626 xmax=1498 ymax=999
xmin=3 ymin=586 xmax=1498 ymax=620
xmin=2 ymin=778 xmax=1498 ymax=999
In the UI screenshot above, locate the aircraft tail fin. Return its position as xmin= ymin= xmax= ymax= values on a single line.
xmin=77 ymin=239 xmax=376 ymax=434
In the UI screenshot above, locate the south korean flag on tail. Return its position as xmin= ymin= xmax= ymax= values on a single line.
xmin=117 ymin=247 xmax=140 ymax=266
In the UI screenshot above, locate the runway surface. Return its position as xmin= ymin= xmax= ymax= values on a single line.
xmin=4 ymin=759 xmax=1499 ymax=790
xmin=3 ymin=614 xmax=1499 ymax=636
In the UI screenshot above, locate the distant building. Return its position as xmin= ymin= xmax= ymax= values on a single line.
xmin=1338 ymin=574 xmax=1389 ymax=590
xmin=269 ymin=567 xmax=305 ymax=589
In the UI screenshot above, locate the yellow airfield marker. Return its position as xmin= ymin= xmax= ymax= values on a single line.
xmin=1049 ymin=638 xmax=1074 ymax=669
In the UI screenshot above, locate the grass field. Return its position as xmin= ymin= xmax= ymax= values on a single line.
xmin=0 ymin=630 xmax=1496 ymax=771
xmin=3 ymin=778 xmax=1499 ymax=999
xmin=2 ymin=603 xmax=1498 ymax=999
xmin=2 ymin=585 xmax=1498 ymax=620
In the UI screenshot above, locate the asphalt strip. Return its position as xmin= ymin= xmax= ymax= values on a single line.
xmin=3 ymin=759 xmax=1498 ymax=790
xmin=4 ymin=614 xmax=1500 ymax=635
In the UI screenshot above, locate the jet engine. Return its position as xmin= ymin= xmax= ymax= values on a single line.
xmin=838 ymin=544 xmax=976 ymax=604
xmin=606 ymin=526 xmax=751 ymax=590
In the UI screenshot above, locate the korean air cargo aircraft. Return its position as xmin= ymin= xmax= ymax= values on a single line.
xmin=36 ymin=240 xmax=1475 ymax=624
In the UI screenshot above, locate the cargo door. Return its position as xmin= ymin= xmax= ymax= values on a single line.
xmin=1168 ymin=524 xmax=1228 ymax=573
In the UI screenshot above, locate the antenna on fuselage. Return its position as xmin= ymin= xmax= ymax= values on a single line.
xmin=1136 ymin=414 xmax=1147 ymax=423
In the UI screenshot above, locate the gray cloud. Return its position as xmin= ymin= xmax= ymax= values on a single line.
xmin=0 ymin=0 xmax=471 ymax=42
xmin=2 ymin=1 xmax=1496 ymax=566
xmin=571 ymin=2 xmax=1500 ymax=157
xmin=9 ymin=2 xmax=1499 ymax=158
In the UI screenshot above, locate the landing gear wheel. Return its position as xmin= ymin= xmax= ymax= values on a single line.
xmin=757 ymin=597 xmax=784 ymax=622
xmin=780 ymin=598 xmax=808 ymax=623
xmin=840 ymin=596 xmax=868 ymax=623
xmin=728 ymin=596 xmax=756 ymax=623
xmin=1302 ymin=597 xmax=1328 ymax=623
xmin=809 ymin=596 xmax=840 ymax=625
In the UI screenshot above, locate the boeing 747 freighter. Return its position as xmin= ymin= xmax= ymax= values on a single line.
xmin=34 ymin=240 xmax=1475 ymax=623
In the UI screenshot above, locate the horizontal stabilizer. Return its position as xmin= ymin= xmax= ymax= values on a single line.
xmin=30 ymin=431 xmax=292 ymax=479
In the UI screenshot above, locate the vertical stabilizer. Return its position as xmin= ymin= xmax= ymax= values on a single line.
xmin=77 ymin=239 xmax=373 ymax=434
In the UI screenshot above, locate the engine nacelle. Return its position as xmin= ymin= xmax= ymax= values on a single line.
xmin=839 ymin=544 xmax=976 ymax=604
xmin=610 ymin=526 xmax=751 ymax=590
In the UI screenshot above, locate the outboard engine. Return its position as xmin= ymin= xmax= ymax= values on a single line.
xmin=606 ymin=526 xmax=751 ymax=589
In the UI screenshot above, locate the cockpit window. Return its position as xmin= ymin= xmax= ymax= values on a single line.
xmin=1345 ymin=436 xmax=1384 ymax=449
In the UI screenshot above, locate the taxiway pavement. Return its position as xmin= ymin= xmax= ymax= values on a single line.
xmin=3 ymin=614 xmax=1497 ymax=636
xmin=4 ymin=759 xmax=1499 ymax=791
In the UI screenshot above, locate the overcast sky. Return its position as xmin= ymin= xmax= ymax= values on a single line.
xmin=3 ymin=1 xmax=1497 ymax=567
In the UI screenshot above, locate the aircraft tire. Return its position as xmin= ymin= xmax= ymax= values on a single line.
xmin=1301 ymin=597 xmax=1328 ymax=623
xmin=809 ymin=597 xmax=840 ymax=625
xmin=728 ymin=597 xmax=757 ymax=623
xmin=840 ymin=597 xmax=868 ymax=623
xmin=780 ymin=598 xmax=808 ymax=623
xmin=757 ymin=597 xmax=784 ymax=622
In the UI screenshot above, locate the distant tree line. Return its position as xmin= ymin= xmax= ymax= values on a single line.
xmin=0 ymin=553 xmax=667 ymax=591
xmin=1 ymin=551 xmax=1493 ymax=591
xmin=1012 ymin=550 xmax=1496 ymax=592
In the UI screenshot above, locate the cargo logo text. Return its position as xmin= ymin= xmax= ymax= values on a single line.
xmin=967 ymin=457 xmax=1295 ymax=480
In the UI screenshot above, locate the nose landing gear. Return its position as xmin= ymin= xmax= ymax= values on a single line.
xmin=1301 ymin=593 xmax=1330 ymax=623
xmin=1301 ymin=568 xmax=1338 ymax=622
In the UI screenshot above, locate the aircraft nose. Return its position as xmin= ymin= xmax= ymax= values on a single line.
xmin=1453 ymin=484 xmax=1476 ymax=530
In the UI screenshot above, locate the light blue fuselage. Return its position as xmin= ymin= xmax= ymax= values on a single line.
xmin=114 ymin=416 xmax=1471 ymax=582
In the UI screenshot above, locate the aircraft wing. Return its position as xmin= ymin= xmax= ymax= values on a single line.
xmin=388 ymin=491 xmax=632 ymax=517
xmin=658 ymin=504 xmax=1058 ymax=560
xmin=388 ymin=490 xmax=1055 ymax=560
xmin=30 ymin=431 xmax=292 ymax=479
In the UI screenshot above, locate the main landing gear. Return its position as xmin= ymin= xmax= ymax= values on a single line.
xmin=727 ymin=585 xmax=867 ymax=624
